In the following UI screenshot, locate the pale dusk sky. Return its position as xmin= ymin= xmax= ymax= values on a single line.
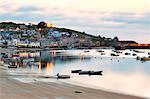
xmin=0 ymin=0 xmax=150 ymax=43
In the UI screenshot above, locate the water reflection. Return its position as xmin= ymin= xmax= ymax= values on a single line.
xmin=46 ymin=60 xmax=54 ymax=75
xmin=11 ymin=50 xmax=91 ymax=75
xmin=1 ymin=49 xmax=150 ymax=97
xmin=2 ymin=50 xmax=150 ymax=76
xmin=38 ymin=62 xmax=41 ymax=73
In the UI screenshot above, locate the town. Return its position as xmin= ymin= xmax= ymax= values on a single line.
xmin=1 ymin=21 xmax=145 ymax=49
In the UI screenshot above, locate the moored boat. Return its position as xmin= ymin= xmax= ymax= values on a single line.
xmin=141 ymin=57 xmax=150 ymax=61
xmin=89 ymin=71 xmax=103 ymax=76
xmin=71 ymin=69 xmax=82 ymax=73
xmin=57 ymin=73 xmax=70 ymax=79
xmin=79 ymin=71 xmax=91 ymax=75
xmin=79 ymin=70 xmax=103 ymax=76
xmin=8 ymin=65 xmax=17 ymax=68
xmin=84 ymin=50 xmax=90 ymax=53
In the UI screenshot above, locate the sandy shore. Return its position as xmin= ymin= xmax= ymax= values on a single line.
xmin=0 ymin=64 xmax=145 ymax=99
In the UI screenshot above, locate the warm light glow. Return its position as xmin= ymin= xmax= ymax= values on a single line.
xmin=19 ymin=52 xmax=28 ymax=57
xmin=47 ymin=23 xmax=55 ymax=28
xmin=46 ymin=60 xmax=54 ymax=75
xmin=38 ymin=62 xmax=41 ymax=73
xmin=128 ymin=44 xmax=150 ymax=46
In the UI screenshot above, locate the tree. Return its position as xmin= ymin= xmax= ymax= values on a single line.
xmin=38 ymin=21 xmax=47 ymax=28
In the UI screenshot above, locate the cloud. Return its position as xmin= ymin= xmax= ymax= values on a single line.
xmin=0 ymin=11 xmax=66 ymax=24
xmin=52 ymin=13 xmax=150 ymax=43
xmin=16 ymin=6 xmax=44 ymax=12
xmin=79 ymin=10 xmax=107 ymax=15
xmin=0 ymin=0 xmax=15 ymax=13
xmin=102 ymin=12 xmax=150 ymax=26
xmin=0 ymin=0 xmax=149 ymax=43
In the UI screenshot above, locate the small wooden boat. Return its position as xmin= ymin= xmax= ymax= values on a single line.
xmin=89 ymin=71 xmax=103 ymax=76
xmin=71 ymin=69 xmax=82 ymax=73
xmin=110 ymin=53 xmax=119 ymax=56
xmin=74 ymin=91 xmax=82 ymax=93
xmin=79 ymin=71 xmax=91 ymax=75
xmin=133 ymin=50 xmax=144 ymax=53
xmin=136 ymin=56 xmax=140 ymax=60
xmin=97 ymin=50 xmax=104 ymax=53
xmin=57 ymin=73 xmax=70 ymax=79
xmin=101 ymin=53 xmax=105 ymax=55
xmin=79 ymin=71 xmax=103 ymax=76
xmin=113 ymin=50 xmax=122 ymax=54
xmin=132 ymin=53 xmax=137 ymax=56
xmin=141 ymin=57 xmax=150 ymax=61
xmin=84 ymin=50 xmax=90 ymax=53
xmin=8 ymin=61 xmax=18 ymax=68
xmin=125 ymin=53 xmax=131 ymax=55
xmin=8 ymin=65 xmax=17 ymax=68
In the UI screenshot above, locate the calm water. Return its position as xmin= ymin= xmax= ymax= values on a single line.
xmin=2 ymin=49 xmax=150 ymax=98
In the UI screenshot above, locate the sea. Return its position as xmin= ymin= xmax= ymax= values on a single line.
xmin=1 ymin=48 xmax=150 ymax=98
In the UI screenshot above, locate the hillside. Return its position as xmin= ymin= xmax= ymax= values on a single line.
xmin=0 ymin=22 xmax=117 ymax=46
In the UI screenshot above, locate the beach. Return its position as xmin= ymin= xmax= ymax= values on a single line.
xmin=0 ymin=64 xmax=145 ymax=99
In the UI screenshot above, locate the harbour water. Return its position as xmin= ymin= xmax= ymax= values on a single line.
xmin=1 ymin=49 xmax=150 ymax=98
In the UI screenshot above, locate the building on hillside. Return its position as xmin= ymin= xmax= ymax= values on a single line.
xmin=19 ymin=25 xmax=28 ymax=30
xmin=28 ymin=42 xmax=40 ymax=48
xmin=117 ymin=41 xmax=137 ymax=46
xmin=79 ymin=37 xmax=92 ymax=47
xmin=40 ymin=39 xmax=52 ymax=48
xmin=17 ymin=42 xmax=28 ymax=47
xmin=51 ymin=31 xmax=62 ymax=38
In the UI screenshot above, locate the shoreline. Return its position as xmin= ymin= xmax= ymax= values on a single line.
xmin=0 ymin=64 xmax=145 ymax=99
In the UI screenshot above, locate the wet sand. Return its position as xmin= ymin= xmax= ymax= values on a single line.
xmin=0 ymin=64 xmax=145 ymax=99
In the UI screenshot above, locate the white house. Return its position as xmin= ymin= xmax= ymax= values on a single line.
xmin=28 ymin=42 xmax=40 ymax=48
xmin=51 ymin=31 xmax=62 ymax=38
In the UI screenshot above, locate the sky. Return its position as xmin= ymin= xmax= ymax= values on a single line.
xmin=0 ymin=0 xmax=150 ymax=43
